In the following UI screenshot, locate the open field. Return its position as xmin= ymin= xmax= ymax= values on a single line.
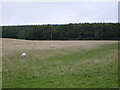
xmin=0 ymin=38 xmax=2 ymax=89
xmin=2 ymin=38 xmax=118 ymax=88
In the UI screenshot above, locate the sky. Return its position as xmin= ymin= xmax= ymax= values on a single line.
xmin=0 ymin=2 xmax=118 ymax=25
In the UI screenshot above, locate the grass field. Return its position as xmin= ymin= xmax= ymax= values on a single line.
xmin=0 ymin=38 xmax=2 ymax=89
xmin=2 ymin=38 xmax=118 ymax=88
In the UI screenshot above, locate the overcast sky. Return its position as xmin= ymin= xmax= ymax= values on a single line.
xmin=1 ymin=2 xmax=118 ymax=25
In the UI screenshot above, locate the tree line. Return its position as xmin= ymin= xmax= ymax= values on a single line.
xmin=1 ymin=23 xmax=119 ymax=40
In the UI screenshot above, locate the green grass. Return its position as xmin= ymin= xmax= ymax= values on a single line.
xmin=2 ymin=43 xmax=118 ymax=88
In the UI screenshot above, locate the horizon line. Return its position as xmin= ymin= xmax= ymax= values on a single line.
xmin=0 ymin=22 xmax=119 ymax=26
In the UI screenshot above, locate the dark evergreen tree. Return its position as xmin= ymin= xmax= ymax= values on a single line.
xmin=2 ymin=23 xmax=119 ymax=40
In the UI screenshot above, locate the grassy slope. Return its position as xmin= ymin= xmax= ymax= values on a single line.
xmin=3 ymin=43 xmax=118 ymax=88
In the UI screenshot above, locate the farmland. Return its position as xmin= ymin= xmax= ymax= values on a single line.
xmin=2 ymin=38 xmax=118 ymax=88
xmin=0 ymin=62 xmax=1 ymax=88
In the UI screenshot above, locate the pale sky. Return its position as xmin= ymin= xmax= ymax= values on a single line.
xmin=0 ymin=2 xmax=118 ymax=25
